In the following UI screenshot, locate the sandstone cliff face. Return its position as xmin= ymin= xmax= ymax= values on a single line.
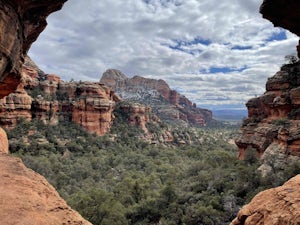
xmin=0 ymin=153 xmax=92 ymax=225
xmin=236 ymin=63 xmax=300 ymax=161
xmin=236 ymin=0 xmax=300 ymax=161
xmin=0 ymin=0 xmax=67 ymax=98
xmin=70 ymin=82 xmax=117 ymax=136
xmin=1 ymin=58 xmax=176 ymax=137
xmin=0 ymin=56 xmax=119 ymax=136
xmin=101 ymin=69 xmax=212 ymax=126
xmin=231 ymin=175 xmax=300 ymax=225
xmin=120 ymin=103 xmax=152 ymax=133
xmin=0 ymin=85 xmax=32 ymax=129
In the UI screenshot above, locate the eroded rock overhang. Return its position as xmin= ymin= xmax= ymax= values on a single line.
xmin=260 ymin=0 xmax=300 ymax=57
xmin=0 ymin=0 xmax=67 ymax=98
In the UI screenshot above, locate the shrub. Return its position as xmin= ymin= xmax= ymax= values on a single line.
xmin=272 ymin=118 xmax=290 ymax=127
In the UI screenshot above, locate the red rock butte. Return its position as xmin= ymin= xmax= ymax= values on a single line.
xmin=101 ymin=69 xmax=212 ymax=126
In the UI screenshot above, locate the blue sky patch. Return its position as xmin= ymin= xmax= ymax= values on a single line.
xmin=143 ymin=0 xmax=182 ymax=7
xmin=209 ymin=67 xmax=234 ymax=73
xmin=266 ymin=30 xmax=287 ymax=42
xmin=174 ymin=37 xmax=211 ymax=46
xmin=231 ymin=45 xmax=252 ymax=50
xmin=165 ymin=37 xmax=211 ymax=55
xmin=166 ymin=44 xmax=200 ymax=55
xmin=200 ymin=66 xmax=248 ymax=74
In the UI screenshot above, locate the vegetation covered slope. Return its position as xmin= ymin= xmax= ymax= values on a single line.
xmin=7 ymin=119 xmax=300 ymax=225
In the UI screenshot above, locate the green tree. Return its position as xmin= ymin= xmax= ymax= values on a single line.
xmin=68 ymin=188 xmax=128 ymax=225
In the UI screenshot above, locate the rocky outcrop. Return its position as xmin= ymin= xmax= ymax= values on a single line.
xmin=0 ymin=0 xmax=67 ymax=98
xmin=0 ymin=56 xmax=120 ymax=136
xmin=236 ymin=63 xmax=300 ymax=160
xmin=2 ymin=58 xmax=183 ymax=137
xmin=101 ymin=69 xmax=172 ymax=102
xmin=0 ymin=66 xmax=210 ymax=137
xmin=0 ymin=153 xmax=92 ymax=225
xmin=0 ymin=85 xmax=32 ymax=128
xmin=120 ymin=103 xmax=152 ymax=133
xmin=231 ymin=175 xmax=300 ymax=225
xmin=101 ymin=69 xmax=212 ymax=126
xmin=70 ymin=82 xmax=117 ymax=136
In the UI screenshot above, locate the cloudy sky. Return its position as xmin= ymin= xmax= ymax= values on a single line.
xmin=28 ymin=0 xmax=299 ymax=111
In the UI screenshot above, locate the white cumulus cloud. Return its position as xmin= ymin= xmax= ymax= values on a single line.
xmin=28 ymin=0 xmax=299 ymax=110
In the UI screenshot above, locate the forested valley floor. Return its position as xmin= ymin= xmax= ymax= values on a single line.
xmin=7 ymin=119 xmax=300 ymax=225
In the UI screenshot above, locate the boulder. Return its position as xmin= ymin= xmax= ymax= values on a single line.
xmin=231 ymin=175 xmax=300 ymax=225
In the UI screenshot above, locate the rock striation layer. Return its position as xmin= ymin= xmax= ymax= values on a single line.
xmin=101 ymin=69 xmax=212 ymax=126
xmin=231 ymin=175 xmax=300 ymax=225
xmin=0 ymin=0 xmax=67 ymax=98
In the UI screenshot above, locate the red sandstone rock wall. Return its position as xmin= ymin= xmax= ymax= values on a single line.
xmin=235 ymin=63 xmax=300 ymax=159
xmin=236 ymin=0 xmax=300 ymax=159
xmin=0 ymin=153 xmax=92 ymax=225
xmin=70 ymin=82 xmax=116 ymax=136
xmin=0 ymin=85 xmax=33 ymax=129
xmin=0 ymin=56 xmax=119 ymax=136
xmin=120 ymin=103 xmax=152 ymax=133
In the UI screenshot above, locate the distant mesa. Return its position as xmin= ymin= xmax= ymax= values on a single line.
xmin=100 ymin=69 xmax=212 ymax=127
xmin=101 ymin=69 xmax=128 ymax=88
